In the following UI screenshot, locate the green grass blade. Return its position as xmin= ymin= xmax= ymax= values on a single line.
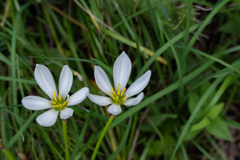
xmin=205 ymin=75 xmax=232 ymax=111
xmin=191 ymin=140 xmax=215 ymax=160
xmin=0 ymin=52 xmax=11 ymax=66
xmin=162 ymin=29 xmax=183 ymax=102
xmin=183 ymin=0 xmax=192 ymax=45
xmin=157 ymin=0 xmax=170 ymax=20
xmin=71 ymin=104 xmax=94 ymax=159
xmin=139 ymin=134 xmax=155 ymax=160
xmin=181 ymin=0 xmax=230 ymax=64
xmin=175 ymin=45 xmax=240 ymax=75
xmin=7 ymin=111 xmax=38 ymax=147
xmin=107 ymin=116 xmax=132 ymax=160
xmin=104 ymin=30 xmax=167 ymax=65
xmin=170 ymin=77 xmax=224 ymax=160
xmin=115 ymin=5 xmax=135 ymax=40
xmin=145 ymin=0 xmax=161 ymax=44
xmin=11 ymin=11 xmax=20 ymax=125
xmin=138 ymin=23 xmax=201 ymax=76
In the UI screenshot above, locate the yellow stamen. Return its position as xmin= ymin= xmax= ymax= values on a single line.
xmin=117 ymin=83 xmax=121 ymax=95
xmin=120 ymin=88 xmax=126 ymax=96
xmin=59 ymin=92 xmax=61 ymax=100
xmin=122 ymin=96 xmax=127 ymax=101
xmin=63 ymin=102 xmax=66 ymax=106
xmin=111 ymin=86 xmax=116 ymax=95
xmin=54 ymin=91 xmax=57 ymax=101
xmin=109 ymin=92 xmax=116 ymax=99
xmin=51 ymin=101 xmax=56 ymax=104
xmin=52 ymin=105 xmax=58 ymax=107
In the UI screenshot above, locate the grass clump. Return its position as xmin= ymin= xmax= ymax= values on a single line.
xmin=1 ymin=0 xmax=240 ymax=159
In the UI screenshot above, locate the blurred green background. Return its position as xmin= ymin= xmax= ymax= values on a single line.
xmin=1 ymin=0 xmax=240 ymax=159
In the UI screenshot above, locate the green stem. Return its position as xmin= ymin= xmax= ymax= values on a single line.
xmin=62 ymin=119 xmax=70 ymax=160
xmin=0 ymin=139 xmax=17 ymax=160
xmin=71 ymin=104 xmax=94 ymax=159
xmin=91 ymin=115 xmax=115 ymax=160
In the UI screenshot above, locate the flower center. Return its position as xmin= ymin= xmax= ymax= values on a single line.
xmin=109 ymin=83 xmax=128 ymax=105
xmin=51 ymin=92 xmax=67 ymax=111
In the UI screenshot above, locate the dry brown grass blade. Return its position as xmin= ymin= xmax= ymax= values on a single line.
xmin=0 ymin=0 xmax=10 ymax=27
xmin=15 ymin=148 xmax=28 ymax=160
xmin=128 ymin=107 xmax=150 ymax=160
xmin=0 ymin=139 xmax=5 ymax=150
xmin=47 ymin=4 xmax=88 ymax=31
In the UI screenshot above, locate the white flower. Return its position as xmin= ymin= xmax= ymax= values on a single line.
xmin=88 ymin=52 xmax=151 ymax=115
xmin=22 ymin=64 xmax=89 ymax=127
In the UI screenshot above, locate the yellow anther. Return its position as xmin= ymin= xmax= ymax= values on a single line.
xmin=59 ymin=92 xmax=61 ymax=100
xmin=51 ymin=101 xmax=56 ymax=104
xmin=111 ymin=86 xmax=116 ymax=95
xmin=122 ymin=96 xmax=127 ymax=101
xmin=109 ymin=92 xmax=116 ymax=99
xmin=63 ymin=102 xmax=66 ymax=106
xmin=117 ymin=83 xmax=121 ymax=95
xmin=54 ymin=91 xmax=57 ymax=101
xmin=52 ymin=105 xmax=58 ymax=107
xmin=120 ymin=88 xmax=126 ymax=96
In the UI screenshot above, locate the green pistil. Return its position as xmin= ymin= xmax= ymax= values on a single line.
xmin=111 ymin=94 xmax=127 ymax=105
xmin=51 ymin=92 xmax=67 ymax=111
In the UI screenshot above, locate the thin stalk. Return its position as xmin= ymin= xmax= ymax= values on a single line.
xmin=108 ymin=129 xmax=120 ymax=160
xmin=91 ymin=115 xmax=115 ymax=160
xmin=62 ymin=119 xmax=70 ymax=160
xmin=0 ymin=139 xmax=17 ymax=160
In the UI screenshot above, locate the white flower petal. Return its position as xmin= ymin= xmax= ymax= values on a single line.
xmin=67 ymin=87 xmax=89 ymax=106
xmin=59 ymin=65 xmax=73 ymax=100
xmin=124 ymin=92 xmax=144 ymax=106
xmin=107 ymin=104 xmax=122 ymax=115
xmin=34 ymin=64 xmax=57 ymax=100
xmin=113 ymin=51 xmax=132 ymax=92
xmin=125 ymin=70 xmax=151 ymax=97
xmin=88 ymin=94 xmax=112 ymax=106
xmin=22 ymin=96 xmax=53 ymax=110
xmin=36 ymin=109 xmax=59 ymax=127
xmin=94 ymin=66 xmax=112 ymax=96
xmin=60 ymin=108 xmax=74 ymax=119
